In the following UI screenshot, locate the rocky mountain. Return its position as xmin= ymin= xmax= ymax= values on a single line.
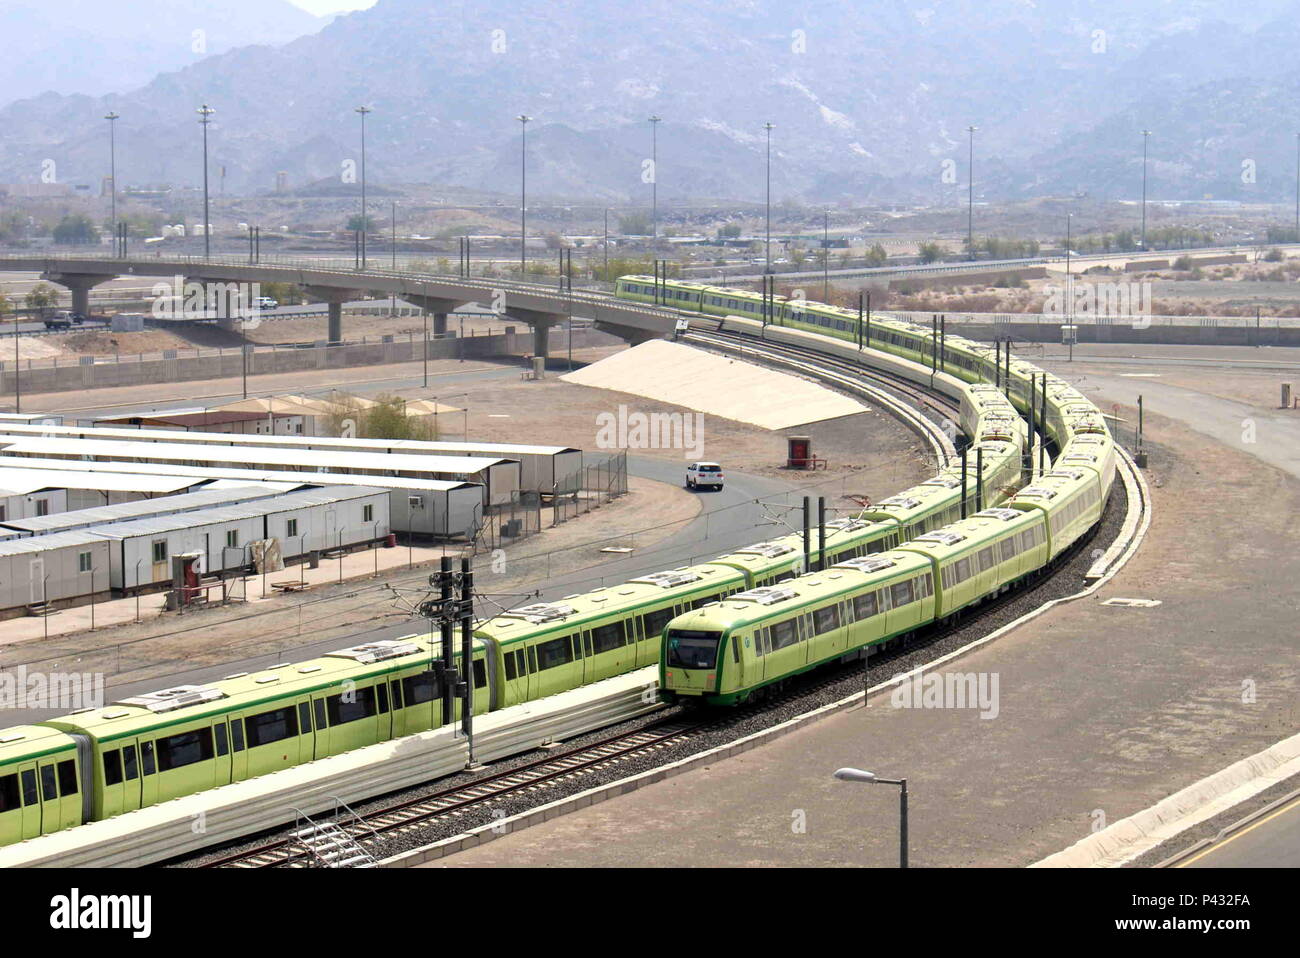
xmin=0 ymin=0 xmax=1297 ymax=205
xmin=0 ymin=0 xmax=326 ymax=108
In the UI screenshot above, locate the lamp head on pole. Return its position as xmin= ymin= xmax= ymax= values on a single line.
xmin=833 ymin=767 xmax=878 ymax=784
xmin=105 ymin=111 xmax=120 ymax=122
xmin=197 ymin=104 xmax=215 ymax=124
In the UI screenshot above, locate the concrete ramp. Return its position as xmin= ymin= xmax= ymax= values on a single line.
xmin=561 ymin=340 xmax=863 ymax=430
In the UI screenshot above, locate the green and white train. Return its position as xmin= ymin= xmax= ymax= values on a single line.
xmin=0 ymin=276 xmax=1113 ymax=848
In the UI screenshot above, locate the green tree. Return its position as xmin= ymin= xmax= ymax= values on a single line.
xmin=716 ymin=223 xmax=742 ymax=240
xmin=345 ymin=214 xmax=377 ymax=232
xmin=52 ymin=214 xmax=99 ymax=245
xmin=25 ymin=283 xmax=58 ymax=309
xmin=917 ymin=242 xmax=944 ymax=264
xmin=864 ymin=243 xmax=888 ymax=267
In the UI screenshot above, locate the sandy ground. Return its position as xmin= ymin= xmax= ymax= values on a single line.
xmin=432 ymin=386 xmax=1300 ymax=867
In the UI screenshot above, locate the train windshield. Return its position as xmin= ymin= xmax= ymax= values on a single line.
xmin=666 ymin=630 xmax=722 ymax=670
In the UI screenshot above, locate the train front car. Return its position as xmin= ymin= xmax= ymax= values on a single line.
xmin=660 ymin=605 xmax=745 ymax=705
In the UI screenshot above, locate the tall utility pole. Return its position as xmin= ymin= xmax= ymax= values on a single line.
xmin=967 ymin=125 xmax=977 ymax=260
xmin=603 ymin=207 xmax=609 ymax=281
xmin=1140 ymin=130 xmax=1152 ymax=251
xmin=518 ymin=114 xmax=531 ymax=275
xmin=104 ymin=111 xmax=120 ymax=238
xmin=1294 ymin=132 xmax=1299 ymax=240
xmin=823 ymin=209 xmax=830 ymax=302
xmin=391 ymin=201 xmax=397 ymax=270
xmin=649 ymin=115 xmax=662 ymax=244
xmin=197 ymin=105 xmax=214 ymax=259
xmin=1066 ymin=211 xmax=1074 ymax=361
xmin=355 ymin=105 xmax=372 ymax=269
xmin=764 ymin=122 xmax=775 ymax=273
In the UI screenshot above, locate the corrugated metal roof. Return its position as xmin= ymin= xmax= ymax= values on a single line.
xmin=86 ymin=486 xmax=387 ymax=539
xmin=0 ymin=530 xmax=111 ymax=556
xmin=0 ymin=422 xmax=575 ymax=457
xmin=0 ymin=486 xmax=282 ymax=535
xmin=0 ymin=466 xmax=196 ymax=495
xmin=0 ymin=456 xmax=478 ymax=493
xmin=0 ymin=436 xmax=514 ymax=475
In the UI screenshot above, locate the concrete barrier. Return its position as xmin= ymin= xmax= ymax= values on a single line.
xmin=1032 ymin=729 xmax=1300 ymax=867
xmin=0 ymin=327 xmax=618 ymax=398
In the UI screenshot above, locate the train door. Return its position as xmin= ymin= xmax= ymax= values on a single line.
xmin=137 ymin=740 xmax=159 ymax=807
xmin=37 ymin=758 xmax=78 ymax=832
xmin=211 ymin=721 xmax=232 ymax=787
xmin=374 ymin=680 xmax=393 ymax=742
xmin=298 ymin=699 xmax=325 ymax=761
xmin=388 ymin=678 xmax=408 ymax=738
xmin=228 ymin=719 xmax=248 ymax=782
xmin=501 ymin=646 xmax=529 ymax=707
xmin=585 ymin=621 xmax=630 ymax=682
xmin=17 ymin=765 xmax=41 ymax=840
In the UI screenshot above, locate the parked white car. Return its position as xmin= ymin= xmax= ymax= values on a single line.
xmin=686 ymin=461 xmax=725 ymax=491
xmin=254 ymin=296 xmax=279 ymax=310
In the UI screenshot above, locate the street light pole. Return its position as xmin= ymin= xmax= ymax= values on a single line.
xmin=834 ymin=767 xmax=909 ymax=868
xmin=603 ymin=207 xmax=609 ymax=282
xmin=967 ymin=125 xmax=977 ymax=260
xmin=823 ymin=209 xmax=830 ymax=302
xmin=764 ymin=122 xmax=775 ymax=273
xmin=355 ymin=106 xmax=372 ymax=269
xmin=1141 ymin=130 xmax=1152 ymax=251
xmin=197 ymin=105 xmax=215 ymax=259
xmin=1294 ymin=132 xmax=1298 ymax=240
xmin=649 ymin=115 xmax=662 ymax=244
xmin=518 ymin=114 xmax=531 ymax=275
xmin=1066 ymin=211 xmax=1073 ymax=363
xmin=105 ymin=111 xmax=119 ymax=238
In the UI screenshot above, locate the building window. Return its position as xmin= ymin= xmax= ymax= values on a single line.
xmin=225 ymin=530 xmax=239 ymax=549
xmin=34 ymin=499 xmax=49 ymax=517
xmin=151 ymin=540 xmax=167 ymax=563
xmin=78 ymin=551 xmax=92 ymax=573
xmin=362 ymin=504 xmax=374 ymax=523
xmin=286 ymin=519 xmax=299 ymax=538
xmin=0 ymin=505 xmax=6 ymax=521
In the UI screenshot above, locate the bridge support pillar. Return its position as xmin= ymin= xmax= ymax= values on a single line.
xmin=42 ymin=272 xmax=112 ymax=316
xmin=433 ymin=313 xmax=449 ymax=336
xmin=404 ymin=296 xmax=465 ymax=339
xmin=302 ymin=285 xmax=364 ymax=345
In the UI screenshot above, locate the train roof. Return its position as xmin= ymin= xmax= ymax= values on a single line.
xmin=669 ymin=551 xmax=932 ymax=630
xmin=895 ymin=508 xmax=1042 ymax=560
xmin=475 ymin=562 xmax=747 ymax=642
xmin=41 ymin=633 xmax=488 ymax=741
xmin=0 ymin=725 xmax=78 ymax=764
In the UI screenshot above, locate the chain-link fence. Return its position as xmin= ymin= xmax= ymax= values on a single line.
xmin=552 ymin=451 xmax=629 ymax=526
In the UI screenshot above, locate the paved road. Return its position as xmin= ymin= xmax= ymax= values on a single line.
xmin=1181 ymin=792 xmax=1300 ymax=867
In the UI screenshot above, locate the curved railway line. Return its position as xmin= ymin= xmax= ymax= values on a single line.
xmin=179 ymin=331 xmax=1141 ymax=869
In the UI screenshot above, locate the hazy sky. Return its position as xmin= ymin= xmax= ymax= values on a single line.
xmin=289 ymin=0 xmax=377 ymax=15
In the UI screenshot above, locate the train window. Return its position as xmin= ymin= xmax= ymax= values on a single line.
xmin=123 ymin=745 xmax=139 ymax=778
xmin=0 ymin=773 xmax=19 ymax=812
xmin=473 ymin=659 xmax=487 ymax=689
xmin=643 ymin=607 xmax=674 ymax=638
xmin=853 ymin=592 xmax=878 ymax=620
xmin=955 ymin=558 xmax=972 ymax=582
xmin=813 ymin=605 xmax=841 ymax=635
xmin=298 ymin=702 xmax=312 ymax=733
xmin=156 ymin=729 xmax=214 ymax=772
xmin=214 ymin=723 xmax=229 ymax=757
xmin=57 ymin=760 xmax=78 ymax=796
xmin=529 ymin=647 xmax=538 ymax=674
xmin=313 ymin=699 xmax=326 ymax=730
xmin=103 ymin=751 xmax=123 ymax=786
xmin=389 ymin=680 xmax=404 ymax=709
xmin=891 ymin=580 xmax=914 ymax=608
xmin=877 ymin=587 xmax=893 ymax=612
xmin=978 ymin=548 xmax=996 ymax=572
xmin=326 ymin=686 xmax=377 ymax=726
xmin=20 ymin=769 xmax=37 ymax=806
xmin=590 ymin=622 xmax=624 ymax=654
xmin=402 ymin=671 xmax=441 ymax=706
xmin=376 ymin=683 xmax=390 ymax=714
xmin=141 ymin=741 xmax=156 ymax=776
xmin=769 ymin=619 xmax=799 ymax=651
xmin=732 ymin=638 xmax=741 ymax=664
xmin=920 ymin=574 xmax=934 ymax=598
xmin=244 ymin=707 xmax=299 ymax=748
xmin=40 ymin=765 xmax=57 ymax=800
xmin=1000 ymin=538 xmax=1018 ymax=563
xmin=535 ymin=636 xmax=575 ymax=671
xmin=504 ymin=651 xmax=518 ymax=681
xmin=516 ymin=648 xmax=528 ymax=675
